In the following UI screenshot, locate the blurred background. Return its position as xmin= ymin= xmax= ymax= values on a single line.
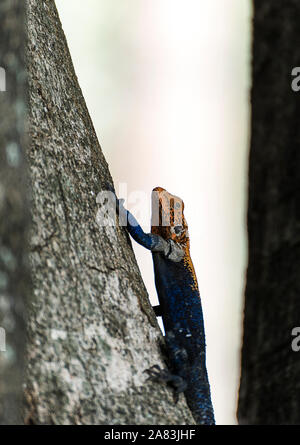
xmin=55 ymin=0 xmax=252 ymax=424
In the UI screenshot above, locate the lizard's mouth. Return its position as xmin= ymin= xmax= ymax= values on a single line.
xmin=151 ymin=187 xmax=189 ymax=249
xmin=152 ymin=186 xmax=165 ymax=193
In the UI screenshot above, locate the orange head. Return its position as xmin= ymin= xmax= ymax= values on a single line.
xmin=151 ymin=187 xmax=190 ymax=252
xmin=151 ymin=187 xmax=198 ymax=290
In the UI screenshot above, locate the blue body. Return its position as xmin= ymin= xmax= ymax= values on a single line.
xmin=120 ymin=201 xmax=215 ymax=424
xmin=152 ymin=252 xmax=215 ymax=425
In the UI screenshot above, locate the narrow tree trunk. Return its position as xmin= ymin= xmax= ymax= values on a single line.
xmin=24 ymin=0 xmax=194 ymax=424
xmin=238 ymin=1 xmax=300 ymax=425
xmin=0 ymin=0 xmax=29 ymax=425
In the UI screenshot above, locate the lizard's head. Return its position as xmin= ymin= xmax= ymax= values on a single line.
xmin=151 ymin=187 xmax=190 ymax=250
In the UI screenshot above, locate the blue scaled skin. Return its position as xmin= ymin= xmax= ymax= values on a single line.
xmin=117 ymin=186 xmax=215 ymax=425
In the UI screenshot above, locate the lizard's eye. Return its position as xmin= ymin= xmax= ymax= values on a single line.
xmin=174 ymin=225 xmax=183 ymax=235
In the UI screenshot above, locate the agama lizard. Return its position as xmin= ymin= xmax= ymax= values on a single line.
xmin=115 ymin=186 xmax=215 ymax=425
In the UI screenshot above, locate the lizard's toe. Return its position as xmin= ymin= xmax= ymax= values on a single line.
xmin=144 ymin=364 xmax=187 ymax=401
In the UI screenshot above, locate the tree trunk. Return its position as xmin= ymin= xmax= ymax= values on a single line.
xmin=238 ymin=1 xmax=300 ymax=425
xmin=0 ymin=0 xmax=30 ymax=425
xmin=23 ymin=0 xmax=194 ymax=424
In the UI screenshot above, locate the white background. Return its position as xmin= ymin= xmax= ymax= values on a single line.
xmin=56 ymin=0 xmax=252 ymax=424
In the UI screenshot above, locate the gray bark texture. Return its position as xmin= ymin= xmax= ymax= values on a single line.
xmin=23 ymin=0 xmax=194 ymax=425
xmin=0 ymin=0 xmax=29 ymax=425
xmin=238 ymin=0 xmax=300 ymax=425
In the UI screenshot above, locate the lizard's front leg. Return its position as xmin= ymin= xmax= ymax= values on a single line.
xmin=117 ymin=198 xmax=184 ymax=262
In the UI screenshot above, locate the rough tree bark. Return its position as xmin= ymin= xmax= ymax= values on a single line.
xmin=238 ymin=1 xmax=300 ymax=424
xmin=0 ymin=0 xmax=30 ymax=425
xmin=23 ymin=0 xmax=194 ymax=424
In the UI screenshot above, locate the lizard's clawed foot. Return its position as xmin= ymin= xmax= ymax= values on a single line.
xmin=144 ymin=364 xmax=187 ymax=403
